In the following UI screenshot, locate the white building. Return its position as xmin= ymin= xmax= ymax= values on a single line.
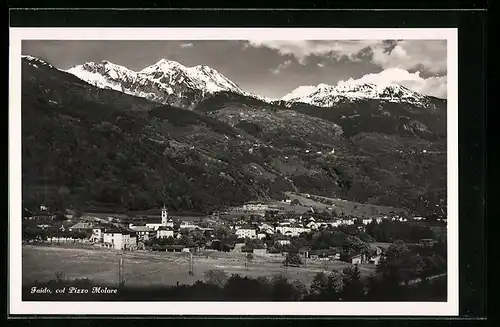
xmin=103 ymin=228 xmax=137 ymax=250
xmin=236 ymin=228 xmax=257 ymax=239
xmin=157 ymin=226 xmax=174 ymax=238
xmin=275 ymin=226 xmax=310 ymax=237
xmin=90 ymin=227 xmax=104 ymax=243
xmin=306 ymin=221 xmax=319 ymax=229
xmin=257 ymin=233 xmax=267 ymax=240
xmin=276 ymin=239 xmax=291 ymax=246
xmin=129 ymin=225 xmax=155 ymax=241
xmin=179 ymin=222 xmax=199 ymax=230
xmin=243 ymin=203 xmax=269 ymax=212
xmin=340 ymin=219 xmax=355 ymax=225
xmin=362 ymin=218 xmax=372 ymax=225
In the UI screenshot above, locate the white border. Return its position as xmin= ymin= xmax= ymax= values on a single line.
xmin=9 ymin=28 xmax=458 ymax=316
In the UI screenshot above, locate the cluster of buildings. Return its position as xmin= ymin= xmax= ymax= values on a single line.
xmin=231 ymin=216 xmax=386 ymax=240
xmin=227 ymin=202 xmax=283 ymax=216
xmin=60 ymin=206 xmax=213 ymax=250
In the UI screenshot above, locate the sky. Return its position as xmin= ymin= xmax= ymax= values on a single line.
xmin=22 ymin=40 xmax=447 ymax=100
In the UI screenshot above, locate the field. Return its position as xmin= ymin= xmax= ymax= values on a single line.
xmin=22 ymin=245 xmax=376 ymax=287
xmin=286 ymin=192 xmax=407 ymax=217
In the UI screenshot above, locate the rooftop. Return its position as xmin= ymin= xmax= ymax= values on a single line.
xmin=69 ymin=222 xmax=94 ymax=229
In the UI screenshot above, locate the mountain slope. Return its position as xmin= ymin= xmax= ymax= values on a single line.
xmin=65 ymin=59 xmax=261 ymax=109
xmin=22 ymin=56 xmax=447 ymax=218
xmin=276 ymin=82 xmax=447 ymax=140
xmin=193 ymin=92 xmax=447 ymax=217
xmin=22 ymin=57 xmax=295 ymax=213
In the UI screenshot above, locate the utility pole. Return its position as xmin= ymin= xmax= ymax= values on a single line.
xmin=244 ymin=254 xmax=248 ymax=271
xmin=118 ymin=257 xmax=124 ymax=288
xmin=188 ymin=252 xmax=194 ymax=276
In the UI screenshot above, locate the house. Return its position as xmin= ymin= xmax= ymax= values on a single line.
xmin=243 ymin=203 xmax=269 ymax=212
xmin=276 ymin=239 xmax=291 ymax=246
xmin=236 ymin=228 xmax=257 ymax=239
xmin=179 ymin=222 xmax=200 ymax=230
xmin=309 ymin=249 xmax=339 ymax=259
xmin=369 ymin=255 xmax=382 ymax=265
xmin=30 ymin=213 xmax=56 ymax=224
xmin=258 ymin=223 xmax=274 ymax=234
xmin=165 ymin=245 xmax=184 ymax=252
xmin=275 ymin=226 xmax=310 ymax=237
xmin=103 ymin=227 xmax=137 ymax=250
xmin=362 ymin=218 xmax=372 ymax=225
xmin=253 ymin=248 xmax=267 ymax=256
xmin=340 ymin=252 xmax=368 ymax=265
xmin=306 ymin=221 xmax=319 ymax=229
xmin=90 ymin=226 xmax=105 ymax=243
xmin=68 ymin=222 xmax=94 ymax=233
xmin=256 ymin=233 xmax=266 ymax=240
xmin=350 ymin=253 xmax=365 ymax=265
xmin=129 ymin=225 xmax=155 ymax=241
xmin=157 ymin=226 xmax=174 ymax=239
xmin=340 ymin=219 xmax=355 ymax=225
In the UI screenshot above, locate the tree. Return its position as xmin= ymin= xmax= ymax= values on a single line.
xmin=340 ymin=265 xmax=365 ymax=301
xmin=190 ymin=229 xmax=206 ymax=248
xmin=308 ymin=271 xmax=343 ymax=300
xmin=245 ymin=237 xmax=265 ymax=250
xmin=284 ymin=252 xmax=302 ymax=267
xmin=376 ymin=240 xmax=425 ymax=286
xmin=204 ymin=269 xmax=229 ymax=288
xmin=271 ymin=275 xmax=304 ymax=301
xmin=246 ymin=253 xmax=254 ymax=261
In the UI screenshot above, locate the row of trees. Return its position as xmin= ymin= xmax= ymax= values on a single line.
xmin=365 ymin=219 xmax=436 ymax=243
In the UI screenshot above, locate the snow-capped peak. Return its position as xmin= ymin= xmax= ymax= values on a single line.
xmin=281 ymin=81 xmax=431 ymax=107
xmin=22 ymin=55 xmax=55 ymax=69
xmin=139 ymin=58 xmax=185 ymax=74
xmin=64 ymin=58 xmax=258 ymax=109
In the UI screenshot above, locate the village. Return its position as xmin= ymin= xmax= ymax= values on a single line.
xmin=22 ymin=193 xmax=446 ymax=269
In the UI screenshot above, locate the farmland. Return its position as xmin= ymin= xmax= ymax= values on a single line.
xmin=22 ymin=245 xmax=376 ymax=287
xmin=285 ymin=192 xmax=407 ymax=217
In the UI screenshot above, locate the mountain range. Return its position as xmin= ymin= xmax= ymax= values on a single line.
xmin=21 ymin=55 xmax=447 ymax=217
xmin=65 ymin=58 xmax=268 ymax=109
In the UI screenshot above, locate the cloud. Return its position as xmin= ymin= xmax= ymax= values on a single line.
xmin=270 ymin=59 xmax=293 ymax=75
xmin=180 ymin=42 xmax=194 ymax=48
xmin=317 ymin=62 xmax=325 ymax=68
xmin=340 ymin=67 xmax=447 ymax=99
xmin=371 ymin=40 xmax=446 ymax=74
xmin=246 ymin=40 xmax=379 ymax=65
xmin=245 ymin=40 xmax=446 ymax=74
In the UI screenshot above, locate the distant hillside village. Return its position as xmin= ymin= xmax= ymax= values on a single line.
xmin=22 ymin=197 xmax=446 ymax=266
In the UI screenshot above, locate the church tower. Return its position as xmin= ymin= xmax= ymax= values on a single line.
xmin=161 ymin=205 xmax=168 ymax=226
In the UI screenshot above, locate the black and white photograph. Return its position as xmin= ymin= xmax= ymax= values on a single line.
xmin=9 ymin=28 xmax=458 ymax=316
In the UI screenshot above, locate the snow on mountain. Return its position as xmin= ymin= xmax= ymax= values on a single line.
xmin=65 ymin=58 xmax=264 ymax=109
xmin=281 ymin=81 xmax=433 ymax=108
xmin=22 ymin=55 xmax=55 ymax=69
